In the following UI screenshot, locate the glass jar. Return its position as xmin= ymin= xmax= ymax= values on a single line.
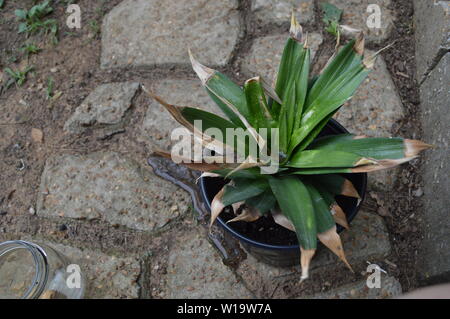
xmin=0 ymin=240 xmax=85 ymax=299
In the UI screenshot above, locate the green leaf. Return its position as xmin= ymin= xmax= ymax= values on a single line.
xmin=288 ymin=40 xmax=368 ymax=154
xmin=278 ymin=81 xmax=296 ymax=153
xmin=245 ymin=189 xmax=276 ymax=214
xmin=29 ymin=5 xmax=39 ymax=18
xmin=305 ymin=40 xmax=359 ymax=107
xmin=325 ymin=20 xmax=340 ymax=37
xmin=292 ymin=49 xmax=310 ymax=130
xmin=289 ymin=167 xmax=352 ymax=175
xmin=310 ymin=174 xmax=357 ymax=198
xmin=4 ymin=67 xmax=16 ymax=78
xmin=321 ymin=2 xmax=343 ymax=24
xmin=287 ymin=150 xmax=371 ymax=168
xmin=269 ymin=176 xmax=317 ymax=249
xmin=272 ymin=36 xmax=306 ymax=119
xmin=321 ymin=3 xmax=342 ymax=36
xmin=243 ymin=77 xmax=272 ymax=129
xmin=289 ymin=62 xmax=370 ymax=153
xmin=304 ymin=183 xmax=335 ymax=233
xmin=205 ymin=72 xmax=249 ymax=128
xmin=15 ymin=9 xmax=27 ymax=19
xmin=212 ymin=168 xmax=262 ymax=179
xmin=18 ymin=22 xmax=28 ymax=33
xmin=180 ymin=106 xmax=238 ymax=146
xmin=189 ymin=52 xmax=249 ymax=128
xmin=272 ymin=38 xmax=296 ymax=117
xmin=222 ymin=179 xmax=269 ymax=206
xmin=183 ymin=108 xmax=231 ymax=129
xmin=309 ymin=135 xmax=406 ymax=159
xmin=294 ymin=111 xmax=337 ymax=151
xmin=312 ymin=183 xmax=335 ymax=206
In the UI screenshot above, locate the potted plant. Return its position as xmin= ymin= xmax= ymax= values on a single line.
xmin=144 ymin=15 xmax=430 ymax=281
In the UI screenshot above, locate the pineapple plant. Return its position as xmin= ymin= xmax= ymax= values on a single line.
xmin=143 ymin=15 xmax=431 ymax=281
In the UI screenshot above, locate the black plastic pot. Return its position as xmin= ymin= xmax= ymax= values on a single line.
xmin=199 ymin=119 xmax=367 ymax=267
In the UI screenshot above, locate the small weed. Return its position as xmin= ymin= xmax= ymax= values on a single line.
xmin=89 ymin=20 xmax=101 ymax=37
xmin=95 ymin=7 xmax=105 ymax=17
xmin=15 ymin=1 xmax=58 ymax=42
xmin=64 ymin=31 xmax=77 ymax=37
xmin=46 ymin=76 xmax=54 ymax=99
xmin=6 ymin=54 xmax=18 ymax=64
xmin=46 ymin=76 xmax=62 ymax=106
xmin=4 ymin=66 xmax=33 ymax=88
xmin=321 ymin=2 xmax=343 ymax=37
xmin=20 ymin=43 xmax=41 ymax=57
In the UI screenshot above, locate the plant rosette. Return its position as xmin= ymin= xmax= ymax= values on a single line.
xmin=144 ymin=14 xmax=431 ymax=281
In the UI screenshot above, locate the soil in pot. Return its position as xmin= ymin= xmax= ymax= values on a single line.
xmin=201 ymin=176 xmax=365 ymax=247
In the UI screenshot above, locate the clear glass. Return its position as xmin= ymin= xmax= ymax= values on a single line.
xmin=0 ymin=240 xmax=85 ymax=299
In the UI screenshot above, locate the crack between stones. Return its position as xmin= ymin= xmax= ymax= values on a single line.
xmin=419 ymin=48 xmax=450 ymax=86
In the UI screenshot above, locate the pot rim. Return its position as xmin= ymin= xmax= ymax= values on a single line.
xmin=199 ymin=118 xmax=367 ymax=251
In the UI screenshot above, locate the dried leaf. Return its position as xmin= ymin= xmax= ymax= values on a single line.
xmin=341 ymin=179 xmax=360 ymax=198
xmin=226 ymin=206 xmax=260 ymax=224
xmin=317 ymin=226 xmax=353 ymax=272
xmin=188 ymin=49 xmax=215 ymax=85
xmin=330 ymin=203 xmax=349 ymax=230
xmin=231 ymin=201 xmax=244 ymax=214
xmin=300 ymin=247 xmax=315 ymax=282
xmin=272 ymin=210 xmax=295 ymax=232
xmin=143 ymin=86 xmax=234 ymax=156
xmin=225 ymin=156 xmax=263 ymax=178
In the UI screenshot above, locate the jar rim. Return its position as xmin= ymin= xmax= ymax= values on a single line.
xmin=0 ymin=240 xmax=49 ymax=299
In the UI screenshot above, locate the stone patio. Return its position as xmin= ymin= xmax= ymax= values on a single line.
xmin=2 ymin=0 xmax=447 ymax=299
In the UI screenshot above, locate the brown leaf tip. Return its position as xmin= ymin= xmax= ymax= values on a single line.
xmin=353 ymin=31 xmax=365 ymax=56
xmin=342 ymin=179 xmax=361 ymax=199
xmin=289 ymin=12 xmax=303 ymax=43
xmin=244 ymin=76 xmax=261 ymax=85
xmin=363 ymin=55 xmax=377 ymax=69
xmin=188 ymin=49 xmax=215 ymax=85
xmin=404 ymin=139 xmax=433 ymax=157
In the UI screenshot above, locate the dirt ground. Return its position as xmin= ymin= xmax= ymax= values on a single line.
xmin=0 ymin=0 xmax=425 ymax=294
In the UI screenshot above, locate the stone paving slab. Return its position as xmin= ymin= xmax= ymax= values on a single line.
xmin=48 ymin=242 xmax=141 ymax=299
xmin=414 ymin=0 xmax=450 ymax=81
xmin=241 ymin=33 xmax=323 ymax=85
xmin=251 ymin=0 xmax=315 ymax=26
xmin=418 ymin=53 xmax=450 ymax=283
xmin=306 ymin=275 xmax=402 ymax=299
xmin=159 ymin=228 xmax=253 ymax=298
xmin=37 ymin=152 xmax=190 ymax=232
xmin=323 ymin=0 xmax=395 ymax=44
xmin=140 ymin=79 xmax=224 ymax=150
xmin=64 ymin=82 xmax=140 ymax=134
xmin=313 ymin=210 xmax=391 ymax=268
xmin=235 ymin=210 xmax=391 ymax=297
xmin=101 ymin=0 xmax=241 ymax=69
xmin=332 ymin=50 xmax=404 ymax=191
